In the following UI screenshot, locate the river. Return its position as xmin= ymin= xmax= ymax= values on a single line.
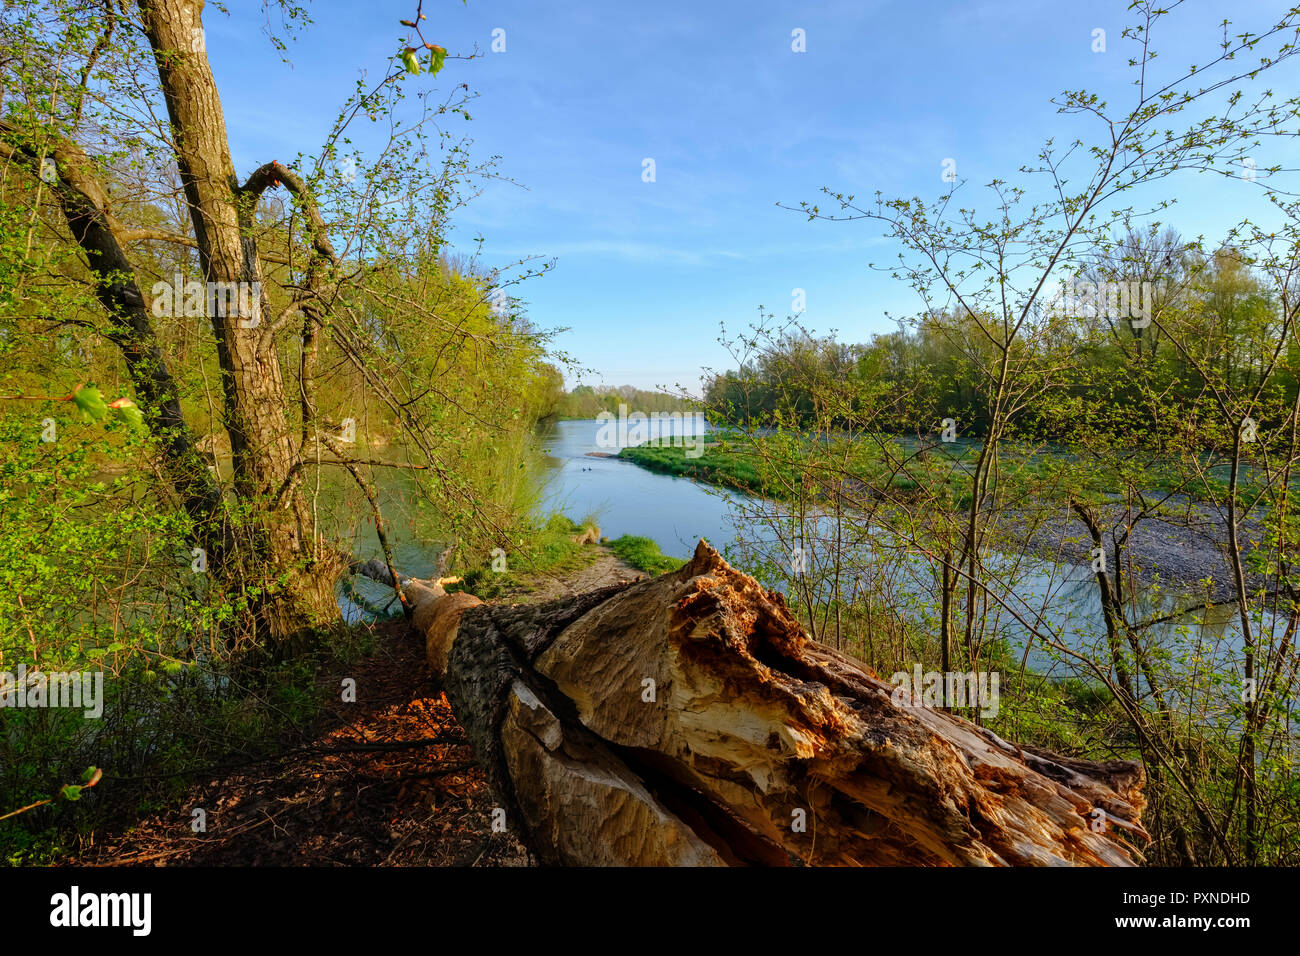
xmin=536 ymin=417 xmax=743 ymax=558
xmin=535 ymin=419 xmax=1265 ymax=693
xmin=338 ymin=418 xmax=1262 ymax=702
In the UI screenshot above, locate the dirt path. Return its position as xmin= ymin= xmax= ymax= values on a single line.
xmin=64 ymin=545 xmax=642 ymax=867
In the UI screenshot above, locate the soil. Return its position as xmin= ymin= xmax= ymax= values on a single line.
xmin=62 ymin=545 xmax=643 ymax=867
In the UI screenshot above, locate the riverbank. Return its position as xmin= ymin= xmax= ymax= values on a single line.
xmin=617 ymin=443 xmax=1270 ymax=601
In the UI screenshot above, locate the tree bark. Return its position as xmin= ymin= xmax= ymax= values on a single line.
xmin=137 ymin=0 xmax=340 ymax=646
xmin=381 ymin=541 xmax=1149 ymax=866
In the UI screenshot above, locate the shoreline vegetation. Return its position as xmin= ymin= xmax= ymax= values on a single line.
xmin=619 ymin=431 xmax=1263 ymax=504
xmin=617 ymin=436 xmax=1271 ymax=599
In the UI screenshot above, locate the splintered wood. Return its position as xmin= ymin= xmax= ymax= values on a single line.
xmin=412 ymin=540 xmax=1148 ymax=866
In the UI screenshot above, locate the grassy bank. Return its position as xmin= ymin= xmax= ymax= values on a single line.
xmin=618 ymin=434 xmax=1261 ymax=510
xmin=607 ymin=535 xmax=686 ymax=576
xmin=617 ymin=437 xmax=980 ymax=504
xmin=616 ymin=442 xmax=788 ymax=497
xmin=454 ymin=514 xmax=602 ymax=599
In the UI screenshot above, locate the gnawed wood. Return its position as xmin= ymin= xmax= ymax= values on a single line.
xmin=364 ymin=540 xmax=1148 ymax=866
xmin=571 ymin=524 xmax=601 ymax=545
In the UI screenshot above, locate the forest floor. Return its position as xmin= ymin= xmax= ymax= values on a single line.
xmin=62 ymin=546 xmax=644 ymax=867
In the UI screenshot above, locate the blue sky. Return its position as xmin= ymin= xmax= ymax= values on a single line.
xmin=207 ymin=0 xmax=1300 ymax=394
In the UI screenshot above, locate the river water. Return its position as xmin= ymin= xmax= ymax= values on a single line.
xmin=337 ymin=418 xmax=1262 ymax=701
xmin=536 ymin=417 xmax=743 ymax=558
xmin=534 ymin=419 xmax=1264 ymax=691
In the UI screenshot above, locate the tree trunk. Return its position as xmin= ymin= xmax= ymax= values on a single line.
xmin=383 ymin=541 xmax=1149 ymax=866
xmin=0 ymin=122 xmax=225 ymax=562
xmin=138 ymin=0 xmax=339 ymax=647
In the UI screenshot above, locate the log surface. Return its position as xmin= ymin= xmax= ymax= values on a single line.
xmin=400 ymin=540 xmax=1148 ymax=866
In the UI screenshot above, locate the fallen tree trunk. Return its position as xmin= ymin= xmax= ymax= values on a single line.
xmin=363 ymin=541 xmax=1148 ymax=866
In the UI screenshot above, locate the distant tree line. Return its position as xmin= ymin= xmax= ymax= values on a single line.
xmin=549 ymin=383 xmax=693 ymax=420
xmin=704 ymin=233 xmax=1288 ymax=444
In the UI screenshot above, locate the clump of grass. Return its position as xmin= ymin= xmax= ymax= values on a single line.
xmin=608 ymin=535 xmax=686 ymax=576
xmin=455 ymin=513 xmax=601 ymax=599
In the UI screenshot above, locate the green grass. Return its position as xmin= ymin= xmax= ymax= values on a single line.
xmin=616 ymin=442 xmax=786 ymax=496
xmin=454 ymin=513 xmax=601 ymax=599
xmin=608 ymin=535 xmax=686 ymax=576
xmin=617 ymin=437 xmax=974 ymax=504
xmin=618 ymin=432 xmax=1271 ymax=512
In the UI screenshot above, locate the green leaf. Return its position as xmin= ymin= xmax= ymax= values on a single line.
xmin=428 ymin=45 xmax=446 ymax=75
xmin=109 ymin=398 xmax=145 ymax=430
xmin=400 ymin=49 xmax=420 ymax=74
xmin=71 ymin=385 xmax=108 ymax=422
xmin=59 ymin=784 xmax=82 ymax=802
xmin=81 ymin=766 xmax=101 ymax=785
